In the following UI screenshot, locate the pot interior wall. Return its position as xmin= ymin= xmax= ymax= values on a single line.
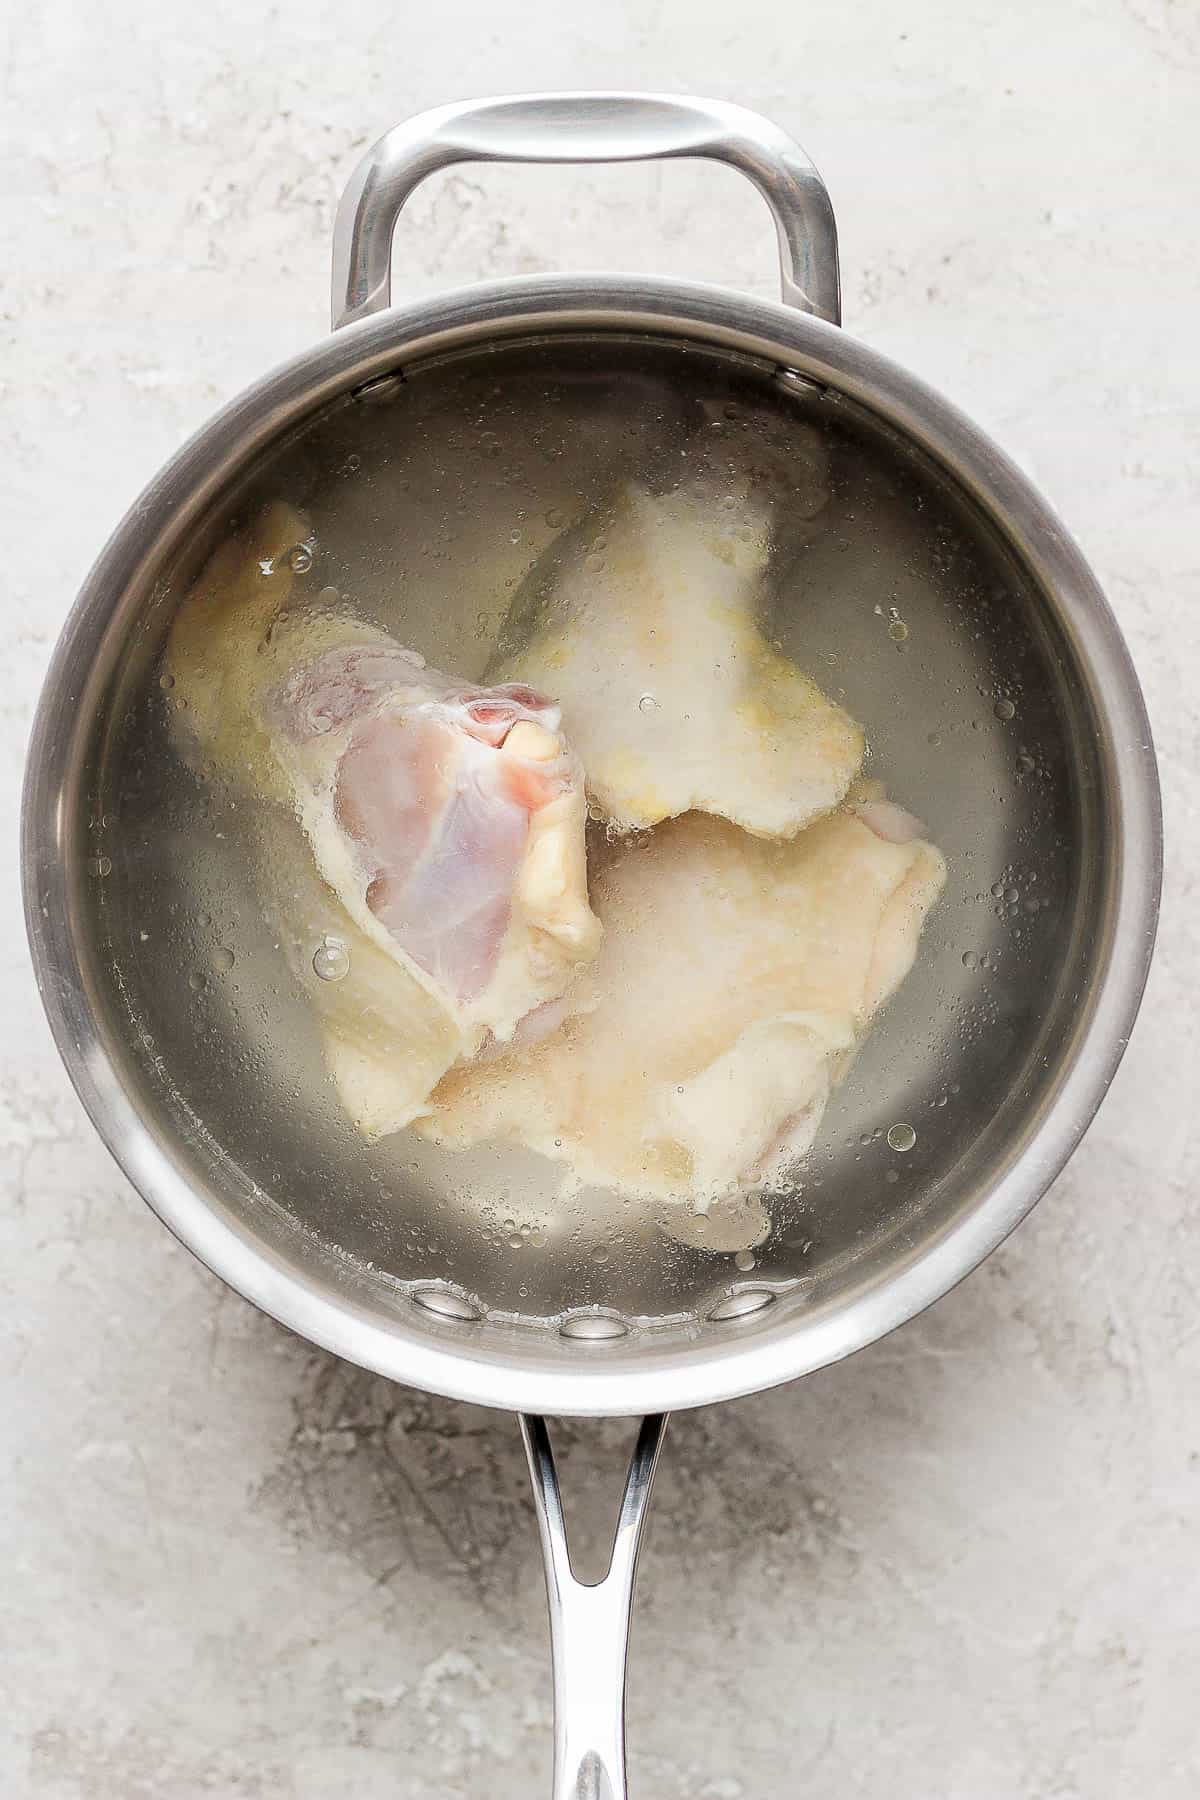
xmin=70 ymin=331 xmax=1105 ymax=1340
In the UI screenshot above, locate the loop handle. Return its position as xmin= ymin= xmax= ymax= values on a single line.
xmin=332 ymin=92 xmax=840 ymax=327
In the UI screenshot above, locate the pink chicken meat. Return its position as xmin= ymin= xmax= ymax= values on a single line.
xmin=270 ymin=641 xmax=584 ymax=1012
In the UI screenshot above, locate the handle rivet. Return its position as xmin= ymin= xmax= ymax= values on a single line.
xmin=411 ymin=1284 xmax=482 ymax=1322
xmin=708 ymin=1286 xmax=776 ymax=1322
xmin=560 ymin=1311 xmax=630 ymax=1341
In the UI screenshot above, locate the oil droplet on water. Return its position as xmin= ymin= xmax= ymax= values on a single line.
xmin=312 ymin=937 xmax=350 ymax=982
xmin=887 ymin=1122 xmax=917 ymax=1153
xmin=639 ymin=693 xmax=659 ymax=714
xmin=88 ymin=855 xmax=112 ymax=877
xmin=994 ymin=697 xmax=1016 ymax=721
xmin=288 ymin=545 xmax=313 ymax=575
xmin=212 ymin=947 xmax=235 ymax=974
xmin=735 ymin=1249 xmax=756 ymax=1272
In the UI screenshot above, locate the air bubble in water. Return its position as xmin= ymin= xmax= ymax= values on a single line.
xmin=887 ymin=1122 xmax=917 ymax=1153
xmin=735 ymin=1249 xmax=757 ymax=1272
xmin=188 ymin=970 xmax=207 ymax=993
xmin=888 ymin=619 xmax=909 ymax=642
xmin=87 ymin=855 xmax=112 ymax=877
xmin=312 ymin=937 xmax=350 ymax=982
xmin=288 ymin=544 xmax=313 ymax=575
xmin=159 ymin=673 xmax=175 ymax=691
xmin=962 ymin=950 xmax=978 ymax=969
xmin=213 ymin=947 xmax=235 ymax=973
xmin=545 ymin=507 xmax=565 ymax=527
xmin=994 ymin=697 xmax=1016 ymax=721
xmin=639 ymin=694 xmax=659 ymax=714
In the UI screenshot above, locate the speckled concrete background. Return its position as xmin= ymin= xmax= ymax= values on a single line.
xmin=3 ymin=4 xmax=1197 ymax=1795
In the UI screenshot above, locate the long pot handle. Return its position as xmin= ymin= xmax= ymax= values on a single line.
xmin=520 ymin=1412 xmax=669 ymax=1800
xmin=331 ymin=92 xmax=840 ymax=329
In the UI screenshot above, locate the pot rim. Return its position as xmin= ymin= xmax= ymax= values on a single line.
xmin=22 ymin=273 xmax=1162 ymax=1415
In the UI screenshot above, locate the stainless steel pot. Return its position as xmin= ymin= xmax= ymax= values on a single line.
xmin=22 ymin=95 xmax=1161 ymax=1798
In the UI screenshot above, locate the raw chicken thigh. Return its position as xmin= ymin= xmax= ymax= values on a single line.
xmin=422 ymin=793 xmax=946 ymax=1205
xmin=164 ymin=451 xmax=946 ymax=1227
xmin=164 ymin=503 xmax=600 ymax=1135
xmin=490 ymin=472 xmax=865 ymax=838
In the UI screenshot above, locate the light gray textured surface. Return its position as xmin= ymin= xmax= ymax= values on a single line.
xmin=2 ymin=4 xmax=1197 ymax=1796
